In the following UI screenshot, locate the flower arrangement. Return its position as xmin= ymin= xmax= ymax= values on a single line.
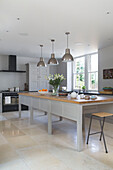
xmin=47 ymin=74 xmax=65 ymax=95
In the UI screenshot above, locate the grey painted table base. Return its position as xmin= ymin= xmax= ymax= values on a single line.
xmin=19 ymin=95 xmax=113 ymax=152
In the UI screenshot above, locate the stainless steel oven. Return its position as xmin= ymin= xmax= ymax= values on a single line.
xmin=2 ymin=92 xmax=28 ymax=112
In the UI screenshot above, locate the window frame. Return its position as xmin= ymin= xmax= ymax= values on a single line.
xmin=73 ymin=52 xmax=98 ymax=92
xmin=73 ymin=56 xmax=85 ymax=90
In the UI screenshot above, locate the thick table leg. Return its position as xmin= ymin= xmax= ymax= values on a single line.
xmin=59 ymin=116 xmax=63 ymax=121
xmin=77 ymin=107 xmax=83 ymax=151
xmin=82 ymin=114 xmax=85 ymax=130
xmin=30 ymin=107 xmax=33 ymax=124
xmin=45 ymin=112 xmax=47 ymax=115
xmin=48 ymin=112 xmax=52 ymax=134
xmin=19 ymin=103 xmax=21 ymax=118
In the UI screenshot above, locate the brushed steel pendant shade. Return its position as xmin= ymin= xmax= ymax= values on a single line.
xmin=48 ymin=39 xmax=59 ymax=65
xmin=37 ymin=45 xmax=46 ymax=67
xmin=37 ymin=57 xmax=46 ymax=67
xmin=62 ymin=32 xmax=74 ymax=62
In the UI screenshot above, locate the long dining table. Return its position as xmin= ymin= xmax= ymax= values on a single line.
xmin=19 ymin=92 xmax=113 ymax=152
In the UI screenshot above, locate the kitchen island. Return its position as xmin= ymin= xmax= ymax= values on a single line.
xmin=19 ymin=92 xmax=113 ymax=152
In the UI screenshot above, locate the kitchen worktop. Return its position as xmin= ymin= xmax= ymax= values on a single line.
xmin=19 ymin=92 xmax=113 ymax=104
xmin=61 ymin=90 xmax=113 ymax=96
xmin=79 ymin=91 xmax=105 ymax=95
xmin=0 ymin=90 xmax=28 ymax=93
xmin=1 ymin=90 xmax=112 ymax=96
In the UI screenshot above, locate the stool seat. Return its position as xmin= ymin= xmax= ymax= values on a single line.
xmin=92 ymin=112 xmax=113 ymax=118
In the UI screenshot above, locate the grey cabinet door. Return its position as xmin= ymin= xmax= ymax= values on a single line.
xmin=37 ymin=67 xmax=49 ymax=90
xmin=26 ymin=63 xmax=49 ymax=91
xmin=27 ymin=63 xmax=38 ymax=91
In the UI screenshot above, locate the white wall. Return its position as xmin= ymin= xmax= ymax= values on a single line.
xmin=57 ymin=59 xmax=67 ymax=86
xmin=0 ymin=55 xmax=48 ymax=90
xmin=98 ymin=45 xmax=113 ymax=91
xmin=0 ymin=55 xmax=70 ymax=91
xmin=49 ymin=59 xmax=67 ymax=89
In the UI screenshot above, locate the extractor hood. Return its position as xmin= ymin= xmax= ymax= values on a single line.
xmin=0 ymin=55 xmax=26 ymax=73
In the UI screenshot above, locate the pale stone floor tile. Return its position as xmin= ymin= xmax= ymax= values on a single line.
xmin=0 ymin=114 xmax=7 ymax=121
xmin=0 ymin=144 xmax=21 ymax=164
xmin=0 ymin=159 xmax=30 ymax=170
xmin=0 ymin=133 xmax=8 ymax=145
xmin=0 ymin=111 xmax=113 ymax=170
xmin=0 ymin=120 xmax=25 ymax=138
xmin=2 ymin=112 xmax=20 ymax=120
xmin=11 ymin=118 xmax=38 ymax=129
xmin=22 ymin=126 xmax=47 ymax=136
xmin=7 ymin=135 xmax=38 ymax=149
xmin=47 ymin=145 xmax=112 ymax=170
xmin=17 ymin=145 xmax=72 ymax=170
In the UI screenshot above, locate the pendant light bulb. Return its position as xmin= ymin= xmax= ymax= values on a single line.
xmin=37 ymin=45 xmax=46 ymax=67
xmin=48 ymin=39 xmax=59 ymax=65
xmin=62 ymin=32 xmax=74 ymax=62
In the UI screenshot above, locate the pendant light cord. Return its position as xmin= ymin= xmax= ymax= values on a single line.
xmin=65 ymin=32 xmax=70 ymax=49
xmin=52 ymin=41 xmax=54 ymax=53
xmin=51 ymin=39 xmax=55 ymax=53
xmin=40 ymin=45 xmax=43 ymax=58
xmin=41 ymin=46 xmax=42 ymax=57
xmin=67 ymin=34 xmax=68 ymax=48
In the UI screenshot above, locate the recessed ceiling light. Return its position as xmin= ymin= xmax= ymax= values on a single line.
xmin=17 ymin=18 xmax=20 ymax=20
xmin=6 ymin=30 xmax=9 ymax=32
xmin=106 ymin=11 xmax=110 ymax=15
xmin=19 ymin=33 xmax=29 ymax=36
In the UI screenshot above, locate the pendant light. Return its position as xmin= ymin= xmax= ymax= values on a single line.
xmin=37 ymin=45 xmax=46 ymax=67
xmin=62 ymin=32 xmax=74 ymax=62
xmin=48 ymin=39 xmax=59 ymax=65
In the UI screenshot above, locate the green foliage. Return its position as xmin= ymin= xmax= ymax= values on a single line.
xmin=103 ymin=87 xmax=113 ymax=89
xmin=80 ymin=74 xmax=84 ymax=82
xmin=82 ymin=85 xmax=86 ymax=89
xmin=91 ymin=80 xmax=95 ymax=84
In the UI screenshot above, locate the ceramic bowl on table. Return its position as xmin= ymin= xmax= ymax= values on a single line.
xmin=38 ymin=91 xmax=48 ymax=95
xmin=91 ymin=95 xmax=97 ymax=100
xmin=59 ymin=93 xmax=68 ymax=96
xmin=71 ymin=92 xmax=78 ymax=99
xmin=80 ymin=94 xmax=85 ymax=99
xmin=84 ymin=95 xmax=90 ymax=100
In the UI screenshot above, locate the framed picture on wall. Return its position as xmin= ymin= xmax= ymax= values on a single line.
xmin=103 ymin=69 xmax=113 ymax=79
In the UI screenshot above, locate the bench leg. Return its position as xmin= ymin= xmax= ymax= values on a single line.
xmin=99 ymin=117 xmax=105 ymax=141
xmin=99 ymin=118 xmax=108 ymax=153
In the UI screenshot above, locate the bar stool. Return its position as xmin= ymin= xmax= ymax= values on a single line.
xmin=86 ymin=112 xmax=113 ymax=153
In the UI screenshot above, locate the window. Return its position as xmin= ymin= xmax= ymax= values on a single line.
xmin=73 ymin=53 xmax=98 ymax=91
xmin=73 ymin=57 xmax=85 ymax=89
xmin=88 ymin=54 xmax=98 ymax=90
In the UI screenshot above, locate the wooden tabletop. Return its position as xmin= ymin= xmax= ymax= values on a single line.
xmin=18 ymin=92 xmax=113 ymax=104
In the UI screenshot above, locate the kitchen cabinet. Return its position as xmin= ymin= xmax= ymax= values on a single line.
xmin=37 ymin=67 xmax=49 ymax=90
xmin=26 ymin=63 xmax=49 ymax=91
xmin=0 ymin=93 xmax=2 ymax=113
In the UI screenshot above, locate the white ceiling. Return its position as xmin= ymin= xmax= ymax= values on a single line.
xmin=0 ymin=0 xmax=113 ymax=58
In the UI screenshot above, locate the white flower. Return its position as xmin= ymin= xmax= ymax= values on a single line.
xmin=46 ymin=73 xmax=65 ymax=82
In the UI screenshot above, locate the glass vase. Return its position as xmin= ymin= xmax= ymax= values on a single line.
xmin=52 ymin=85 xmax=59 ymax=96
